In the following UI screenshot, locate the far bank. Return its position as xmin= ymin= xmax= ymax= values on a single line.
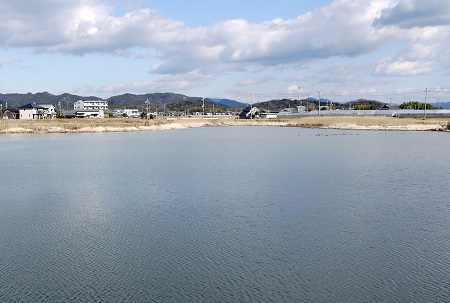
xmin=1 ymin=116 xmax=449 ymax=135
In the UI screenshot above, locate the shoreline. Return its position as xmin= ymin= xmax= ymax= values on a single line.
xmin=1 ymin=116 xmax=449 ymax=134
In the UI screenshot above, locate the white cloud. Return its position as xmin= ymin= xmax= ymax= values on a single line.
xmin=373 ymin=25 xmax=450 ymax=76
xmin=237 ymin=77 xmax=272 ymax=87
xmin=375 ymin=0 xmax=450 ymax=28
xmin=374 ymin=58 xmax=434 ymax=76
xmin=99 ymin=70 xmax=212 ymax=95
xmin=1 ymin=0 xmax=449 ymax=97
xmin=0 ymin=0 xmax=399 ymax=73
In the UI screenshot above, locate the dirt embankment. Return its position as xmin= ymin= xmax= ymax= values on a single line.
xmin=1 ymin=116 xmax=449 ymax=134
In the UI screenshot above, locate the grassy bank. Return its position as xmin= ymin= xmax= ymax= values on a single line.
xmin=1 ymin=116 xmax=449 ymax=134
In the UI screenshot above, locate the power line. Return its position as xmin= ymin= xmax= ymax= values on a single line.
xmin=228 ymin=87 xmax=450 ymax=102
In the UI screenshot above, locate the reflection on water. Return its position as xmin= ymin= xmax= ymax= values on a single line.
xmin=1 ymin=127 xmax=450 ymax=302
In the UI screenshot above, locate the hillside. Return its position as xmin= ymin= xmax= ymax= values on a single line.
xmin=211 ymin=98 xmax=247 ymax=108
xmin=0 ymin=92 xmax=101 ymax=110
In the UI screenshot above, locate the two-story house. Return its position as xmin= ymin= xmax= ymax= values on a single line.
xmin=19 ymin=103 xmax=58 ymax=120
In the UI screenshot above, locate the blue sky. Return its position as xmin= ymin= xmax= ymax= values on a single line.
xmin=1 ymin=0 xmax=450 ymax=104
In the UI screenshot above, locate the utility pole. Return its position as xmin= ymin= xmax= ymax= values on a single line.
xmin=424 ymin=88 xmax=428 ymax=118
xmin=145 ymin=98 xmax=150 ymax=120
xmin=202 ymin=98 xmax=205 ymax=116
xmin=318 ymin=90 xmax=321 ymax=116
xmin=251 ymin=92 xmax=254 ymax=119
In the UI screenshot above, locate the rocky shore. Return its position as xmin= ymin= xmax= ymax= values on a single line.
xmin=1 ymin=116 xmax=449 ymax=134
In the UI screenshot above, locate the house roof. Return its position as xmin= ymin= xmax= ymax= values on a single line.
xmin=3 ymin=108 xmax=19 ymax=113
xmin=19 ymin=103 xmax=45 ymax=109
xmin=39 ymin=104 xmax=55 ymax=109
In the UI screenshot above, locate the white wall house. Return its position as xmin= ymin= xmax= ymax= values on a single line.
xmin=19 ymin=103 xmax=58 ymax=120
xmin=123 ymin=109 xmax=141 ymax=118
xmin=74 ymin=100 xmax=108 ymax=110
xmin=19 ymin=103 xmax=50 ymax=120
xmin=39 ymin=104 xmax=57 ymax=119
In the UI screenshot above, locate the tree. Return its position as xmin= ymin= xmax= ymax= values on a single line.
xmin=400 ymin=101 xmax=434 ymax=110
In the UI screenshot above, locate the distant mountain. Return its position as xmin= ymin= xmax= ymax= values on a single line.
xmin=107 ymin=92 xmax=191 ymax=107
xmin=211 ymin=98 xmax=246 ymax=108
xmin=0 ymin=92 xmax=231 ymax=110
xmin=431 ymin=102 xmax=450 ymax=109
xmin=305 ymin=97 xmax=335 ymax=104
xmin=0 ymin=92 xmax=100 ymax=110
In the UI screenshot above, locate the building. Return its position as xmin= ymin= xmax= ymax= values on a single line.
xmin=67 ymin=99 xmax=109 ymax=118
xmin=39 ymin=104 xmax=57 ymax=119
xmin=19 ymin=103 xmax=58 ymax=120
xmin=259 ymin=111 xmax=278 ymax=119
xmin=2 ymin=108 xmax=19 ymax=119
xmin=74 ymin=100 xmax=108 ymax=110
xmin=19 ymin=103 xmax=46 ymax=120
xmin=63 ymin=109 xmax=106 ymax=118
xmin=112 ymin=108 xmax=141 ymax=118
xmin=239 ymin=106 xmax=261 ymax=119
xmin=123 ymin=109 xmax=141 ymax=118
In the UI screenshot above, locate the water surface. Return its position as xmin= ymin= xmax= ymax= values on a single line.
xmin=1 ymin=127 xmax=449 ymax=302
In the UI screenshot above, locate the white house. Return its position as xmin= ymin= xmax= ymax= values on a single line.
xmin=19 ymin=103 xmax=46 ymax=120
xmin=123 ymin=109 xmax=141 ymax=118
xmin=19 ymin=103 xmax=58 ymax=120
xmin=39 ymin=104 xmax=57 ymax=119
xmin=74 ymin=100 xmax=108 ymax=110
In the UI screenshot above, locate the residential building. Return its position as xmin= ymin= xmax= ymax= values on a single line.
xmin=123 ymin=109 xmax=141 ymax=118
xmin=2 ymin=108 xmax=19 ymax=119
xmin=63 ymin=109 xmax=106 ymax=118
xmin=19 ymin=103 xmax=46 ymax=120
xmin=39 ymin=104 xmax=57 ymax=119
xmin=74 ymin=100 xmax=108 ymax=110
xmin=19 ymin=103 xmax=58 ymax=120
xmin=239 ymin=106 xmax=261 ymax=119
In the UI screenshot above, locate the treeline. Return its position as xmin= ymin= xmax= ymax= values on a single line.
xmin=399 ymin=101 xmax=435 ymax=110
xmin=254 ymin=98 xmax=387 ymax=111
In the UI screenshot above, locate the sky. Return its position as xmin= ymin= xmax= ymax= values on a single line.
xmin=1 ymin=0 xmax=450 ymax=104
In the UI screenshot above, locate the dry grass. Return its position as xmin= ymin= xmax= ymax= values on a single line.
xmin=1 ymin=116 xmax=449 ymax=134
xmin=283 ymin=116 xmax=450 ymax=131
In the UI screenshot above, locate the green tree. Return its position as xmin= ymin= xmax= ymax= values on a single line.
xmin=400 ymin=101 xmax=434 ymax=110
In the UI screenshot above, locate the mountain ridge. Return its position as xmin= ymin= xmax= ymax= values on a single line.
xmin=0 ymin=92 xmax=245 ymax=110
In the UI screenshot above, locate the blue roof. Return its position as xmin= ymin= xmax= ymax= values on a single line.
xmin=19 ymin=103 xmax=45 ymax=109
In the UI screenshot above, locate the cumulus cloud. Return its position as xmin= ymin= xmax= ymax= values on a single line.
xmin=0 ymin=0 xmax=397 ymax=71
xmin=374 ymin=58 xmax=434 ymax=76
xmin=373 ymin=25 xmax=450 ymax=76
xmin=1 ymin=0 xmax=449 ymax=89
xmin=375 ymin=0 xmax=450 ymax=28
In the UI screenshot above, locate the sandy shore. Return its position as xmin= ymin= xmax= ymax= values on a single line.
xmin=1 ymin=116 xmax=449 ymax=134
